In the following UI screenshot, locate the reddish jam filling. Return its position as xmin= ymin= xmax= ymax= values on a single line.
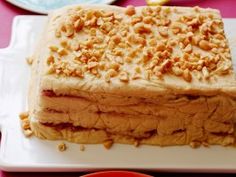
xmin=42 ymin=90 xmax=56 ymax=97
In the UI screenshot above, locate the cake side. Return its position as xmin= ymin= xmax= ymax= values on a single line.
xmin=30 ymin=118 xmax=235 ymax=146
xmin=34 ymin=5 xmax=236 ymax=98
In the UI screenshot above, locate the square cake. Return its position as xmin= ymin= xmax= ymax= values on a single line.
xmin=28 ymin=5 xmax=236 ymax=147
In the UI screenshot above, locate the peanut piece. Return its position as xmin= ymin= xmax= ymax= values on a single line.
xmin=132 ymin=73 xmax=141 ymax=80
xmin=80 ymin=144 xmax=85 ymax=151
xmin=134 ymin=140 xmax=140 ymax=147
xmin=47 ymin=55 xmax=55 ymax=65
xmin=183 ymin=69 xmax=192 ymax=82
xmin=107 ymin=69 xmax=118 ymax=77
xmin=111 ymin=35 xmax=121 ymax=44
xmin=172 ymin=67 xmax=183 ymax=76
xmin=109 ymin=62 xmax=120 ymax=71
xmin=58 ymin=143 xmax=67 ymax=152
xmin=19 ymin=112 xmax=29 ymax=120
xmin=143 ymin=16 xmax=153 ymax=24
xmin=23 ymin=129 xmax=33 ymax=137
xmin=22 ymin=119 xmax=30 ymax=130
xmin=183 ymin=44 xmax=192 ymax=53
xmin=103 ymin=140 xmax=113 ymax=149
xmin=156 ymin=42 xmax=166 ymax=51
xmin=159 ymin=27 xmax=168 ymax=37
xmin=125 ymin=56 xmax=133 ymax=63
xmin=189 ymin=141 xmax=201 ymax=148
xmin=202 ymin=66 xmax=210 ymax=79
xmin=26 ymin=57 xmax=33 ymax=65
xmin=87 ymin=62 xmax=98 ymax=69
xmin=134 ymin=23 xmax=151 ymax=34
xmin=58 ymin=48 xmax=68 ymax=56
xmin=49 ymin=46 xmax=58 ymax=52
xmin=125 ymin=5 xmax=136 ymax=16
xmin=199 ymin=40 xmax=212 ymax=50
xmin=119 ymin=71 xmax=129 ymax=82
xmin=65 ymin=23 xmax=74 ymax=37
xmin=74 ymin=18 xmax=84 ymax=32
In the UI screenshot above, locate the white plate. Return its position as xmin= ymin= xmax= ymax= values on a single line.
xmin=0 ymin=16 xmax=236 ymax=172
xmin=6 ymin=0 xmax=117 ymax=14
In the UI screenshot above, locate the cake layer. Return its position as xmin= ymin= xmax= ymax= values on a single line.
xmin=30 ymin=118 xmax=235 ymax=146
xmin=38 ymin=94 xmax=236 ymax=122
xmin=35 ymin=94 xmax=235 ymax=137
xmin=33 ymin=5 xmax=236 ymax=98
xmin=35 ymin=110 xmax=234 ymax=138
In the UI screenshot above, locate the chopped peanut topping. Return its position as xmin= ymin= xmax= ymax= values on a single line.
xmin=160 ymin=59 xmax=172 ymax=73
xmin=109 ymin=62 xmax=120 ymax=71
xmin=159 ymin=27 xmax=168 ymax=37
xmin=119 ymin=71 xmax=129 ymax=82
xmin=183 ymin=69 xmax=192 ymax=82
xmin=105 ymin=73 xmax=111 ymax=83
xmin=131 ymin=16 xmax=143 ymax=25
xmin=125 ymin=5 xmax=136 ymax=16
xmin=47 ymin=55 xmax=54 ymax=65
xmin=134 ymin=23 xmax=151 ymax=34
xmin=107 ymin=69 xmax=118 ymax=77
xmin=143 ymin=16 xmax=153 ymax=24
xmin=111 ymin=35 xmax=121 ymax=43
xmin=47 ymin=6 xmax=231 ymax=83
xmin=132 ymin=72 xmax=141 ymax=80
xmin=199 ymin=40 xmax=212 ymax=50
xmin=49 ymin=46 xmax=59 ymax=52
xmin=64 ymin=23 xmax=74 ymax=37
xmin=172 ymin=67 xmax=183 ymax=76
xmin=156 ymin=42 xmax=166 ymax=51
xmin=145 ymin=70 xmax=152 ymax=80
xmin=87 ymin=61 xmax=98 ymax=69
xmin=55 ymin=29 xmax=61 ymax=38
xmin=183 ymin=44 xmax=192 ymax=53
xmin=60 ymin=40 xmax=68 ymax=48
xmin=58 ymin=48 xmax=68 ymax=56
xmin=74 ymin=18 xmax=84 ymax=32
xmin=135 ymin=66 xmax=141 ymax=73
xmin=47 ymin=65 xmax=56 ymax=74
xmin=202 ymin=66 xmax=210 ymax=79
xmin=125 ymin=56 xmax=133 ymax=63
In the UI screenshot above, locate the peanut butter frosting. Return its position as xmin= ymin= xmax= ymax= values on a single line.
xmin=32 ymin=5 xmax=236 ymax=98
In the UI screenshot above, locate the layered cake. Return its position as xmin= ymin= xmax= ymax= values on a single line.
xmin=28 ymin=5 xmax=236 ymax=147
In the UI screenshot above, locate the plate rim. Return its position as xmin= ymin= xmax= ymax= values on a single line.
xmin=6 ymin=0 xmax=117 ymax=14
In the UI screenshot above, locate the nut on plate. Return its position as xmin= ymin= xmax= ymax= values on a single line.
xmin=19 ymin=111 xmax=29 ymax=120
xmin=58 ymin=142 xmax=67 ymax=152
xmin=26 ymin=57 xmax=33 ymax=65
xmin=80 ymin=144 xmax=86 ymax=151
xmin=103 ymin=139 xmax=113 ymax=149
